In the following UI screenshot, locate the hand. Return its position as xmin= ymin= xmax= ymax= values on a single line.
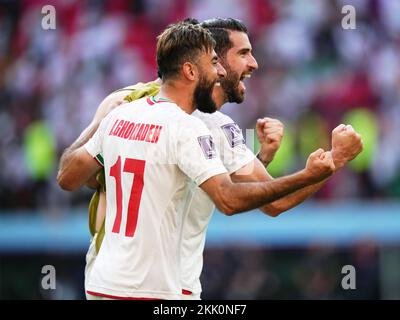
xmin=331 ymin=124 xmax=363 ymax=170
xmin=256 ymin=117 xmax=284 ymax=166
xmin=305 ymin=148 xmax=335 ymax=183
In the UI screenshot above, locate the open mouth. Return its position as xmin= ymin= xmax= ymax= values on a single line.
xmin=239 ymin=73 xmax=251 ymax=92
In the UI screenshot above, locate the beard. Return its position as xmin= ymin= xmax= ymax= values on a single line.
xmin=220 ymin=64 xmax=244 ymax=104
xmin=194 ymin=74 xmax=217 ymax=114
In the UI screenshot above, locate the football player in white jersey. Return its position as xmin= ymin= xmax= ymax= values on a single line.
xmin=57 ymin=22 xmax=337 ymax=300
xmin=180 ymin=18 xmax=363 ymax=299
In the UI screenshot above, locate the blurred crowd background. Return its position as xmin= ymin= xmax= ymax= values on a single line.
xmin=1 ymin=0 xmax=400 ymax=299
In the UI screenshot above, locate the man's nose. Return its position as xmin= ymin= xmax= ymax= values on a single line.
xmin=248 ymin=54 xmax=258 ymax=71
xmin=216 ymin=62 xmax=227 ymax=78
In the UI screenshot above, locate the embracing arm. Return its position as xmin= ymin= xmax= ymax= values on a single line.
xmin=56 ymin=100 xmax=122 ymax=191
xmin=71 ymin=92 xmax=128 ymax=189
xmin=57 ymin=144 xmax=102 ymax=191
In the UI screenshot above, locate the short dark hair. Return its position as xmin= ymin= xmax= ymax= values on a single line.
xmin=201 ymin=18 xmax=248 ymax=58
xmin=156 ymin=22 xmax=215 ymax=80
xmin=182 ymin=18 xmax=200 ymax=25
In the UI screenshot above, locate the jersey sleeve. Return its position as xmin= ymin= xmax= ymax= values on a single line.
xmin=84 ymin=113 xmax=114 ymax=166
xmin=176 ymin=117 xmax=227 ymax=186
xmin=213 ymin=113 xmax=256 ymax=174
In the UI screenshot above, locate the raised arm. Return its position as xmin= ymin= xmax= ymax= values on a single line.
xmin=231 ymin=159 xmax=326 ymax=216
xmin=255 ymin=117 xmax=284 ymax=167
xmin=200 ymin=148 xmax=335 ymax=215
xmin=231 ymin=123 xmax=363 ymax=217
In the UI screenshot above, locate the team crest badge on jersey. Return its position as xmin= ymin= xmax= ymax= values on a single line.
xmin=221 ymin=123 xmax=245 ymax=148
xmin=197 ymin=135 xmax=217 ymax=159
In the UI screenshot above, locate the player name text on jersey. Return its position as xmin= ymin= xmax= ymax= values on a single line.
xmin=109 ymin=119 xmax=163 ymax=143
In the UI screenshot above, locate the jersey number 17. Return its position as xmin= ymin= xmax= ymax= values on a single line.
xmin=109 ymin=156 xmax=145 ymax=237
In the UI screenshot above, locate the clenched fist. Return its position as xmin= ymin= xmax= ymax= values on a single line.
xmin=331 ymin=124 xmax=363 ymax=170
xmin=256 ymin=117 xmax=284 ymax=166
xmin=305 ymin=148 xmax=335 ymax=183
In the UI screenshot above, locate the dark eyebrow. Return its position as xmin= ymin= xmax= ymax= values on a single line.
xmin=238 ymin=47 xmax=252 ymax=54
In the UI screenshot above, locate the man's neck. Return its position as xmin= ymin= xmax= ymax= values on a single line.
xmin=212 ymin=85 xmax=227 ymax=110
xmin=157 ymin=81 xmax=195 ymax=114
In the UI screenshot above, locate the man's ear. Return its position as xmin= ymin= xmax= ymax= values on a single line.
xmin=182 ymin=62 xmax=197 ymax=81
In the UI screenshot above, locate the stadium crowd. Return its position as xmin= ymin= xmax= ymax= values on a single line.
xmin=0 ymin=0 xmax=399 ymax=300
xmin=1 ymin=0 xmax=399 ymax=210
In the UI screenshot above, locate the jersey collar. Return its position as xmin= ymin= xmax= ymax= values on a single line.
xmin=147 ymin=96 xmax=172 ymax=105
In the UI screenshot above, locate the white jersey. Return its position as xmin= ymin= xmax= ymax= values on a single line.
xmin=180 ymin=110 xmax=256 ymax=296
xmin=84 ymin=97 xmax=227 ymax=300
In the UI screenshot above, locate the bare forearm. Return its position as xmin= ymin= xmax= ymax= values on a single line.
xmin=59 ymin=121 xmax=99 ymax=172
xmin=221 ymin=170 xmax=323 ymax=215
xmin=57 ymin=121 xmax=100 ymax=190
xmin=256 ymin=152 xmax=273 ymax=167
xmin=227 ymin=156 xmax=333 ymax=215
xmin=260 ymin=149 xmax=347 ymax=216
xmin=261 ymin=178 xmax=328 ymax=216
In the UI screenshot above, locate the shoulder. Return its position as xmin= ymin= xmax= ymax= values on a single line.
xmin=192 ymin=111 xmax=244 ymax=140
xmin=192 ymin=110 xmax=238 ymax=128
xmin=170 ymin=111 xmax=212 ymax=139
